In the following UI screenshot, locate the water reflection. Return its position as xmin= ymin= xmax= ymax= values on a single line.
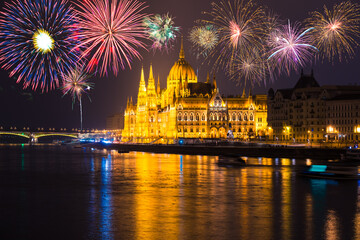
xmin=0 ymin=146 xmax=359 ymax=240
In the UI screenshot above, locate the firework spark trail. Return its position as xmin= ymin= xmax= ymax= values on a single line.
xmin=267 ymin=20 xmax=318 ymax=75
xmin=76 ymin=0 xmax=148 ymax=76
xmin=61 ymin=67 xmax=94 ymax=130
xmin=0 ymin=0 xmax=81 ymax=92
xmin=189 ymin=24 xmax=218 ymax=57
xmin=202 ymin=0 xmax=269 ymax=71
xmin=306 ymin=1 xmax=360 ymax=62
xmin=229 ymin=48 xmax=267 ymax=88
xmin=143 ymin=13 xmax=180 ymax=52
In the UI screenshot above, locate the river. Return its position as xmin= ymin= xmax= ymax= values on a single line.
xmin=0 ymin=144 xmax=359 ymax=240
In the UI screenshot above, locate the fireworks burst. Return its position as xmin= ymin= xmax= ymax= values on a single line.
xmin=189 ymin=24 xmax=218 ymax=57
xmin=229 ymin=48 xmax=267 ymax=88
xmin=267 ymin=20 xmax=318 ymax=75
xmin=0 ymin=0 xmax=80 ymax=92
xmin=143 ymin=13 xmax=180 ymax=51
xmin=306 ymin=1 xmax=360 ymax=62
xmin=202 ymin=0 xmax=268 ymax=70
xmin=61 ymin=68 xmax=94 ymax=130
xmin=76 ymin=0 xmax=148 ymax=76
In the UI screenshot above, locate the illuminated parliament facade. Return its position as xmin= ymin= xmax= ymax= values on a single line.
xmin=122 ymin=42 xmax=268 ymax=142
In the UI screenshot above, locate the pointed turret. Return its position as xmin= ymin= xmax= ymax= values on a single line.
xmin=179 ymin=36 xmax=185 ymax=59
xmin=248 ymin=88 xmax=252 ymax=97
xmin=242 ymin=88 xmax=246 ymax=98
xmin=184 ymin=78 xmax=188 ymax=89
xmin=126 ymin=97 xmax=129 ymax=107
xmin=147 ymin=64 xmax=157 ymax=109
xmin=137 ymin=66 xmax=147 ymax=107
xmin=139 ymin=66 xmax=146 ymax=93
xmin=147 ymin=63 xmax=155 ymax=93
xmin=206 ymin=72 xmax=210 ymax=83
xmin=130 ymin=96 xmax=133 ymax=105
xmin=212 ymin=73 xmax=217 ymax=89
xmin=157 ymin=75 xmax=161 ymax=94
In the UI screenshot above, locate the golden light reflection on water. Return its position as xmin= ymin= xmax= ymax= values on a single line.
xmin=355 ymin=183 xmax=360 ymax=239
xmin=325 ymin=210 xmax=339 ymax=240
xmin=305 ymin=194 xmax=313 ymax=240
xmin=90 ymin=150 xmax=360 ymax=240
xmin=3 ymin=145 xmax=360 ymax=239
xmin=134 ymin=153 xmax=181 ymax=240
xmin=281 ymin=167 xmax=292 ymax=240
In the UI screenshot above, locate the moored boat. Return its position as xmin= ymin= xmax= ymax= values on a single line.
xmin=217 ymin=154 xmax=246 ymax=167
xmin=341 ymin=147 xmax=360 ymax=162
xmin=298 ymin=164 xmax=360 ymax=179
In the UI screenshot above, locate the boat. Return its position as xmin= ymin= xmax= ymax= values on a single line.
xmin=341 ymin=147 xmax=360 ymax=162
xmin=217 ymin=155 xmax=246 ymax=167
xmin=298 ymin=164 xmax=360 ymax=179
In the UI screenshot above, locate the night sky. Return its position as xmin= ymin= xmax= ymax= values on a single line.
xmin=0 ymin=0 xmax=359 ymax=130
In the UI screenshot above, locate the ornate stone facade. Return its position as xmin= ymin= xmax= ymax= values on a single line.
xmin=267 ymin=70 xmax=360 ymax=143
xmin=122 ymin=41 xmax=268 ymax=143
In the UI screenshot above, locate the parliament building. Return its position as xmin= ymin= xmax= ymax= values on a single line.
xmin=122 ymin=41 xmax=268 ymax=143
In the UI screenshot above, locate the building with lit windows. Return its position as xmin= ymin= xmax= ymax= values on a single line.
xmin=122 ymin=40 xmax=268 ymax=143
xmin=267 ymin=70 xmax=360 ymax=143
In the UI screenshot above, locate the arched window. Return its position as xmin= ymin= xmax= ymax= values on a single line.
xmin=238 ymin=113 xmax=242 ymax=121
xmin=150 ymin=115 xmax=154 ymax=122
xmin=184 ymin=113 xmax=188 ymax=121
xmin=244 ymin=113 xmax=248 ymax=121
xmin=190 ymin=113 xmax=194 ymax=121
xmin=202 ymin=113 xmax=206 ymax=121
xmin=232 ymin=113 xmax=236 ymax=121
xmin=196 ymin=113 xmax=200 ymax=121
xmin=178 ymin=113 xmax=182 ymax=121
xmin=250 ymin=113 xmax=254 ymax=121
xmin=222 ymin=114 xmax=226 ymax=121
xmin=210 ymin=113 xmax=213 ymax=121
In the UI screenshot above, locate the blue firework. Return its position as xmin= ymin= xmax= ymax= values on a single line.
xmin=0 ymin=0 xmax=81 ymax=92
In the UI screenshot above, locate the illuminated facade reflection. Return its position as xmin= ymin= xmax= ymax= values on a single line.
xmin=79 ymin=150 xmax=360 ymax=239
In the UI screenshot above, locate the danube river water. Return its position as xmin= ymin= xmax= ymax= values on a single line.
xmin=0 ymin=144 xmax=359 ymax=240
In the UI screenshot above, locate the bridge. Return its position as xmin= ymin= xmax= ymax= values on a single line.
xmin=0 ymin=131 xmax=79 ymax=143
xmin=0 ymin=128 xmax=120 ymax=143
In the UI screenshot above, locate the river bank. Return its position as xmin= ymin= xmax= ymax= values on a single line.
xmin=91 ymin=143 xmax=345 ymax=160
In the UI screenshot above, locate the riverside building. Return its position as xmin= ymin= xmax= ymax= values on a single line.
xmin=122 ymin=41 xmax=268 ymax=143
xmin=267 ymin=70 xmax=360 ymax=143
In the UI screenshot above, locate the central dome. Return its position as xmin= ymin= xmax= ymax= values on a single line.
xmin=167 ymin=39 xmax=197 ymax=88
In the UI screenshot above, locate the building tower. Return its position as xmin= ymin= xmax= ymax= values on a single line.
xmin=135 ymin=67 xmax=148 ymax=140
xmin=147 ymin=64 xmax=158 ymax=138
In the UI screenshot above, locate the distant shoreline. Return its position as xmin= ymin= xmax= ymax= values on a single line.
xmin=91 ymin=143 xmax=345 ymax=160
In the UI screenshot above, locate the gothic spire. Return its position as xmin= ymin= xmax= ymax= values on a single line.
xmin=139 ymin=66 xmax=146 ymax=93
xmin=179 ymin=36 xmax=185 ymax=59
xmin=212 ymin=73 xmax=217 ymax=89
xmin=157 ymin=75 xmax=161 ymax=94
xmin=147 ymin=63 xmax=155 ymax=93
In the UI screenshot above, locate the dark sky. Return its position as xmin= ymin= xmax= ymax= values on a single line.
xmin=0 ymin=0 xmax=359 ymax=130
